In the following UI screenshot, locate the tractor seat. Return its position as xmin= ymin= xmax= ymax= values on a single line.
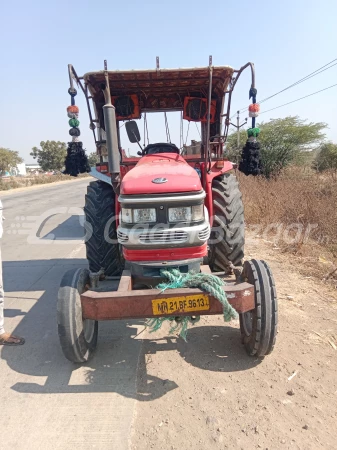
xmin=143 ymin=143 xmax=180 ymax=155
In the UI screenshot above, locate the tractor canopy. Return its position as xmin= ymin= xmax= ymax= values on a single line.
xmin=66 ymin=60 xmax=256 ymax=184
xmin=83 ymin=66 xmax=234 ymax=133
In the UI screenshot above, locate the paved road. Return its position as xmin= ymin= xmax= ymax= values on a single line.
xmin=0 ymin=180 xmax=143 ymax=450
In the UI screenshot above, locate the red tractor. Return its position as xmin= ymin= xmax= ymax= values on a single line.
xmin=57 ymin=58 xmax=277 ymax=363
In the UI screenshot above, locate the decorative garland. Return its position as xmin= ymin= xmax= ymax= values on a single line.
xmin=238 ymin=134 xmax=263 ymax=176
xmin=63 ymin=88 xmax=90 ymax=176
xmin=238 ymin=86 xmax=263 ymax=176
xmin=248 ymin=103 xmax=260 ymax=117
xmin=247 ymin=127 xmax=260 ymax=138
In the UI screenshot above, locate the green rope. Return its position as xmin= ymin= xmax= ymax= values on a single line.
xmin=146 ymin=316 xmax=200 ymax=341
xmin=146 ymin=269 xmax=238 ymax=341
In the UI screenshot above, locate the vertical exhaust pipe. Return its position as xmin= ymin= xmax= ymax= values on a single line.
xmin=103 ymin=103 xmax=120 ymax=177
xmin=102 ymin=63 xmax=120 ymax=191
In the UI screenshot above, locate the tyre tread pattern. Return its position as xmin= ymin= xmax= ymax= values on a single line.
xmin=57 ymin=268 xmax=98 ymax=363
xmin=84 ymin=180 xmax=122 ymax=276
xmin=240 ymin=259 xmax=278 ymax=357
xmin=209 ymin=174 xmax=245 ymax=271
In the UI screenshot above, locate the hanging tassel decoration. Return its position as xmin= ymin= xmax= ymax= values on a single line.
xmin=238 ymin=86 xmax=263 ymax=176
xmin=238 ymin=129 xmax=263 ymax=176
xmin=248 ymin=103 xmax=260 ymax=117
xmin=247 ymin=127 xmax=260 ymax=138
xmin=64 ymin=88 xmax=90 ymax=176
xmin=69 ymin=118 xmax=80 ymax=127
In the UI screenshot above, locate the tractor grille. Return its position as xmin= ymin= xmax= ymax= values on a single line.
xmin=117 ymin=230 xmax=129 ymax=243
xmin=139 ymin=230 xmax=188 ymax=244
xmin=198 ymin=226 xmax=210 ymax=241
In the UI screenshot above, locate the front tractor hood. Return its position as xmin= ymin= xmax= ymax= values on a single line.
xmin=120 ymin=154 xmax=202 ymax=195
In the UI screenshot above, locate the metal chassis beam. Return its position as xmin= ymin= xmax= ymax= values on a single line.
xmin=81 ymin=270 xmax=255 ymax=321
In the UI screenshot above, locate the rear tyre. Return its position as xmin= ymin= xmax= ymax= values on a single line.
xmin=239 ymin=259 xmax=278 ymax=357
xmin=208 ymin=174 xmax=245 ymax=272
xmin=57 ymin=268 xmax=98 ymax=363
xmin=84 ymin=180 xmax=123 ymax=276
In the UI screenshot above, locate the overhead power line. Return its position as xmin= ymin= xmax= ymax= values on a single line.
xmin=259 ymin=83 xmax=337 ymax=115
xmin=257 ymin=60 xmax=337 ymax=107
xmin=231 ymin=57 xmax=337 ymax=118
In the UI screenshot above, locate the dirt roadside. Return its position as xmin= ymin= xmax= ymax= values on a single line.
xmin=131 ymin=232 xmax=337 ymax=450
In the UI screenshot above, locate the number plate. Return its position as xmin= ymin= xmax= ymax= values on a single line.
xmin=152 ymin=294 xmax=210 ymax=315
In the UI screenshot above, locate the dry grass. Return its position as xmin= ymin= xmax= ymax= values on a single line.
xmin=0 ymin=173 xmax=89 ymax=191
xmin=238 ymin=166 xmax=337 ymax=282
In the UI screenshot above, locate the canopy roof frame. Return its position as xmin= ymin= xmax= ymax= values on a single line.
xmin=69 ymin=59 xmax=255 ymax=146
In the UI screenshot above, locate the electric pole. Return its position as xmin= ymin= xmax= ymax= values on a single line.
xmin=230 ymin=111 xmax=247 ymax=163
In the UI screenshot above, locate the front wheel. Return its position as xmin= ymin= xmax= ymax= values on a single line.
xmin=240 ymin=259 xmax=278 ymax=357
xmin=57 ymin=268 xmax=98 ymax=363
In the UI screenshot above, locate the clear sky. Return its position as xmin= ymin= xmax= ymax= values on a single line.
xmin=1 ymin=0 xmax=336 ymax=162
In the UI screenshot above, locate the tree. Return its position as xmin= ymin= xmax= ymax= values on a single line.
xmin=30 ymin=141 xmax=67 ymax=172
xmin=88 ymin=152 xmax=98 ymax=167
xmin=313 ymin=142 xmax=337 ymax=176
xmin=0 ymin=148 xmax=23 ymax=174
xmin=226 ymin=116 xmax=326 ymax=178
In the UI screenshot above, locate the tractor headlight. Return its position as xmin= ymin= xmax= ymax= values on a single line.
xmin=168 ymin=205 xmax=204 ymax=223
xmin=191 ymin=204 xmax=204 ymax=221
xmin=168 ymin=206 xmax=191 ymax=223
xmin=133 ymin=208 xmax=156 ymax=223
xmin=122 ymin=208 xmax=156 ymax=223
xmin=121 ymin=208 xmax=132 ymax=223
